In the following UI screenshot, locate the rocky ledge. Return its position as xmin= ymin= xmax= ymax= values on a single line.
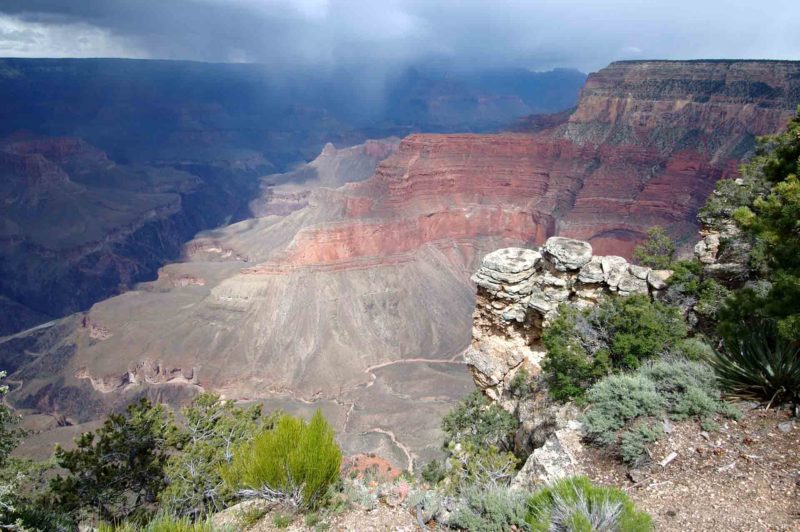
xmin=466 ymin=236 xmax=672 ymax=402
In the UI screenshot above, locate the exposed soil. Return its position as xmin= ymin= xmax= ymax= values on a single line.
xmin=581 ymin=406 xmax=800 ymax=531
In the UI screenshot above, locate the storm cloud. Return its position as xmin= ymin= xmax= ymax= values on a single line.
xmin=0 ymin=0 xmax=798 ymax=73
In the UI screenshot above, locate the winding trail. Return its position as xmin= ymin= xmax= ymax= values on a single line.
xmin=361 ymin=427 xmax=415 ymax=473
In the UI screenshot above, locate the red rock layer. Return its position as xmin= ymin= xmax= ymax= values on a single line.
xmin=257 ymin=60 xmax=799 ymax=268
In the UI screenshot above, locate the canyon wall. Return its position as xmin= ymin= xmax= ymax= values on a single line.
xmin=4 ymin=60 xmax=800 ymax=469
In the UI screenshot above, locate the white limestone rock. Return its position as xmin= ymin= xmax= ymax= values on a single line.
xmin=543 ymin=237 xmax=593 ymax=271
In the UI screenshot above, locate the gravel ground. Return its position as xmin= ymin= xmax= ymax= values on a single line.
xmin=582 ymin=406 xmax=800 ymax=531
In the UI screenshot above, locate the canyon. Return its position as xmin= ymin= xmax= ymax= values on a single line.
xmin=4 ymin=59 xmax=800 ymax=469
xmin=0 ymin=59 xmax=583 ymax=337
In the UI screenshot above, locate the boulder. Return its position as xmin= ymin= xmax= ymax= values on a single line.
xmin=577 ymin=256 xmax=604 ymax=283
xmin=543 ymin=237 xmax=593 ymax=271
xmin=647 ymin=269 xmax=673 ymax=290
xmin=695 ymin=233 xmax=720 ymax=264
xmin=481 ymin=247 xmax=542 ymax=275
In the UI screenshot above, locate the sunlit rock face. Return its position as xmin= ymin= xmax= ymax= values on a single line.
xmin=5 ymin=60 xmax=800 ymax=469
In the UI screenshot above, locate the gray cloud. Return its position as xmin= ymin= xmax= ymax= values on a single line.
xmin=0 ymin=0 xmax=798 ymax=73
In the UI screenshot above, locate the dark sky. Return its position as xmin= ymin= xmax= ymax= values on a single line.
xmin=1 ymin=0 xmax=798 ymax=73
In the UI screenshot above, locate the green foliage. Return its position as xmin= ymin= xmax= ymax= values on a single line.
xmin=408 ymin=489 xmax=443 ymax=523
xmin=542 ymin=296 xmax=688 ymax=401
xmin=708 ymin=326 xmax=800 ymax=410
xmin=703 ymin=109 xmax=800 ymax=346
xmin=445 ymin=443 xmax=519 ymax=494
xmin=675 ymin=337 xmax=715 ymax=361
xmin=160 ymin=392 xmax=267 ymax=518
xmin=633 ymin=226 xmax=675 ymax=269
xmin=0 ymin=371 xmax=23 ymax=468
xmin=0 ymin=457 xmax=73 ymax=531
xmin=441 ymin=391 xmax=519 ymax=452
xmin=449 ymin=485 xmax=530 ymax=532
xmin=583 ymin=359 xmax=740 ymax=463
xmin=420 ymin=459 xmax=446 ymax=486
xmin=220 ymin=410 xmax=341 ymax=509
xmin=236 ymin=503 xmax=267 ymax=528
xmin=582 ymin=373 xmax=665 ymax=447
xmin=272 ymin=513 xmax=291 ymax=528
xmin=526 ymin=476 xmax=653 ymax=532
xmin=99 ymin=512 xmax=214 ymax=532
xmin=593 ymin=295 xmax=687 ymax=370
xmin=620 ymin=424 xmax=664 ymax=466
xmin=541 ymin=306 xmax=607 ymax=402
xmin=51 ymin=398 xmax=178 ymax=523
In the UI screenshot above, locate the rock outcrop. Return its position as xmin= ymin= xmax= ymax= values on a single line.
xmin=465 ymin=238 xmax=671 ymax=486
xmin=466 ymin=237 xmax=670 ymax=402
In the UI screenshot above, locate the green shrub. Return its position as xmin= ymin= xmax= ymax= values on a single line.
xmin=0 ymin=371 xmax=22 ymax=468
xmin=542 ymin=296 xmax=688 ymax=401
xmin=237 ymin=504 xmax=268 ymax=528
xmin=709 ymin=327 xmax=800 ymax=411
xmin=592 ymin=295 xmax=687 ymax=370
xmin=220 ymin=410 xmax=341 ymax=509
xmin=526 ymin=476 xmax=653 ymax=531
xmin=408 ymin=489 xmax=443 ymax=523
xmin=51 ymin=398 xmax=178 ymax=523
xmin=99 ymin=513 xmax=214 ymax=532
xmin=583 ymin=359 xmax=741 ymax=463
xmin=541 ymin=307 xmax=608 ymax=402
xmin=449 ymin=485 xmax=529 ymax=532
xmin=581 ymin=374 xmax=665 ymax=447
xmin=272 ymin=513 xmax=291 ymax=528
xmin=441 ymin=391 xmax=519 ymax=452
xmin=633 ymin=226 xmax=675 ymax=269
xmin=160 ymin=393 xmax=268 ymax=518
xmin=675 ymin=338 xmax=715 ymax=361
xmin=619 ymin=423 xmax=664 ymax=466
xmin=420 ymin=459 xmax=446 ymax=486
xmin=445 ymin=443 xmax=519 ymax=494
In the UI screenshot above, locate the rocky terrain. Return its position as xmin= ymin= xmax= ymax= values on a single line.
xmin=4 ymin=60 xmax=800 ymax=472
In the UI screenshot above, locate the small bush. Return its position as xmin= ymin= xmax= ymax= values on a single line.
xmin=633 ymin=226 xmax=676 ymax=269
xmin=583 ymin=359 xmax=741 ymax=463
xmin=220 ymin=410 xmax=341 ymax=509
xmin=272 ymin=513 xmax=291 ymax=528
xmin=99 ymin=513 xmax=214 ymax=532
xmin=160 ymin=392 xmax=267 ymax=518
xmin=593 ymin=295 xmax=687 ymax=370
xmin=445 ymin=443 xmax=519 ymax=494
xmin=237 ymin=504 xmax=268 ymax=528
xmin=449 ymin=485 xmax=529 ymax=532
xmin=408 ymin=489 xmax=443 ymax=523
xmin=420 ymin=459 xmax=446 ymax=486
xmin=541 ymin=306 xmax=608 ymax=402
xmin=674 ymin=337 xmax=715 ymax=361
xmin=526 ymin=476 xmax=653 ymax=532
xmin=582 ymin=374 xmax=665 ymax=447
xmin=619 ymin=424 xmax=664 ymax=466
xmin=709 ymin=327 xmax=800 ymax=410
xmin=441 ymin=391 xmax=519 ymax=452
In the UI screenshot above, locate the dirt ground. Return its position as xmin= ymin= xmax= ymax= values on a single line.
xmin=582 ymin=406 xmax=800 ymax=531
